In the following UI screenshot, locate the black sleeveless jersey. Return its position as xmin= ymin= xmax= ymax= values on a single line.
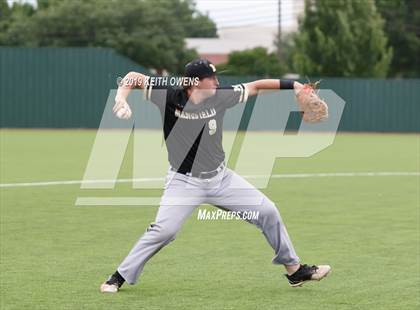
xmin=144 ymin=84 xmax=248 ymax=174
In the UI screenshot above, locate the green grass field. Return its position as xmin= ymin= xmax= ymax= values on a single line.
xmin=1 ymin=130 xmax=419 ymax=310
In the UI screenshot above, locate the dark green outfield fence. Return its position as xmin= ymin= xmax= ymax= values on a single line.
xmin=0 ymin=47 xmax=149 ymax=128
xmin=0 ymin=47 xmax=419 ymax=132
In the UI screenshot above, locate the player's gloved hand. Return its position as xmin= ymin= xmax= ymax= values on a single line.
xmin=113 ymin=96 xmax=132 ymax=120
xmin=295 ymin=81 xmax=328 ymax=123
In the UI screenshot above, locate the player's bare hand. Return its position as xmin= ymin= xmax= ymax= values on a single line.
xmin=113 ymin=96 xmax=132 ymax=119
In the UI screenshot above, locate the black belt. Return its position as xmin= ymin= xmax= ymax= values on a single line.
xmin=171 ymin=162 xmax=225 ymax=179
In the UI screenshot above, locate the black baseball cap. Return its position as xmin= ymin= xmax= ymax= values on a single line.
xmin=184 ymin=59 xmax=217 ymax=79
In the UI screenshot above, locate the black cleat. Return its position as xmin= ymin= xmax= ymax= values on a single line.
xmin=100 ymin=271 xmax=125 ymax=293
xmin=286 ymin=264 xmax=331 ymax=287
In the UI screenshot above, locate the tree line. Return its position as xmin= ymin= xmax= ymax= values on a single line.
xmin=0 ymin=0 xmax=217 ymax=74
xmin=0 ymin=0 xmax=418 ymax=77
xmin=221 ymin=0 xmax=419 ymax=78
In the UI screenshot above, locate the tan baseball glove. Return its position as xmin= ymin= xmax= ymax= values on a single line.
xmin=295 ymin=81 xmax=328 ymax=123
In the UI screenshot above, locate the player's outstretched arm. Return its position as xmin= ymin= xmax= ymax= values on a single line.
xmin=243 ymin=79 xmax=303 ymax=97
xmin=113 ymin=71 xmax=150 ymax=119
xmin=243 ymin=79 xmax=328 ymax=122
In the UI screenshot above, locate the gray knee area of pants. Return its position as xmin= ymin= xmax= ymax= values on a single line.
xmin=253 ymin=198 xmax=282 ymax=229
xmin=147 ymin=223 xmax=179 ymax=243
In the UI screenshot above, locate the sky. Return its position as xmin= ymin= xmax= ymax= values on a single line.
xmin=194 ymin=0 xmax=300 ymax=29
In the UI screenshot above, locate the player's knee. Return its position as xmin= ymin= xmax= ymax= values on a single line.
xmin=155 ymin=224 xmax=178 ymax=243
xmin=257 ymin=199 xmax=281 ymax=227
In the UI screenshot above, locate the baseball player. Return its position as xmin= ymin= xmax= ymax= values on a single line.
xmin=100 ymin=59 xmax=330 ymax=293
